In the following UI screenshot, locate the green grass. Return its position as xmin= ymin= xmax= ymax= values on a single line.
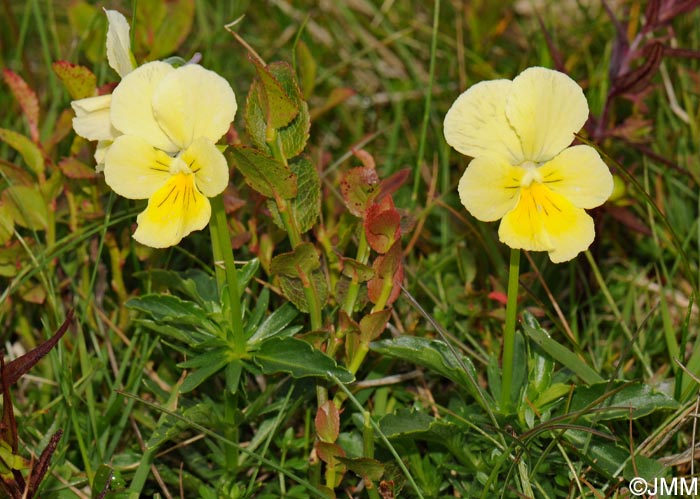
xmin=1 ymin=0 xmax=700 ymax=498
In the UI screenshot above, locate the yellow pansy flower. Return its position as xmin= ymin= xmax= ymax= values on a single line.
xmin=444 ymin=67 xmax=613 ymax=263
xmin=103 ymin=61 xmax=236 ymax=248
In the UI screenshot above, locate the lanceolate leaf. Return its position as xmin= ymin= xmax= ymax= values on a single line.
xmin=1 ymin=310 xmax=73 ymax=394
xmin=2 ymin=70 xmax=40 ymax=143
xmin=0 ymin=129 xmax=45 ymax=178
xmin=229 ymin=145 xmax=297 ymax=199
xmin=253 ymin=337 xmax=354 ymax=383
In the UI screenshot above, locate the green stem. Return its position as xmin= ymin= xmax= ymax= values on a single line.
xmin=500 ymin=248 xmax=520 ymax=413
xmin=268 ymin=132 xmax=323 ymax=332
xmin=341 ymin=230 xmax=370 ymax=316
xmin=209 ymin=194 xmax=245 ymax=352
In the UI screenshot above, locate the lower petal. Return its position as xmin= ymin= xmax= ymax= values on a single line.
xmin=498 ymin=183 xmax=595 ymax=262
xmin=133 ymin=172 xmax=211 ymax=248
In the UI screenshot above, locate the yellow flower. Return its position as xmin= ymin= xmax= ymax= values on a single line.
xmin=71 ymin=9 xmax=136 ymax=171
xmin=444 ymin=67 xmax=613 ymax=263
xmin=103 ymin=61 xmax=236 ymax=248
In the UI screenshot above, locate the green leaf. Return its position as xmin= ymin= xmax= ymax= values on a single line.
xmin=337 ymin=457 xmax=384 ymax=484
xmin=126 ymin=294 xmax=221 ymax=337
xmin=521 ymin=316 xmax=604 ymax=384
xmin=52 ymin=61 xmax=97 ymax=100
xmin=250 ymin=56 xmax=299 ymax=129
xmin=253 ymin=337 xmax=354 ymax=383
xmin=268 ymin=157 xmax=320 ymax=233
xmin=370 ymin=336 xmax=486 ymax=401
xmin=568 ymin=381 xmax=679 ymax=421
xmin=229 ymin=145 xmax=297 ymax=199
xmin=562 ymin=430 xmax=628 ymax=479
xmin=0 ymin=128 xmax=44 ymax=177
xmin=248 ymin=302 xmax=300 ymax=344
xmin=295 ymin=40 xmax=317 ymax=98
xmin=245 ymin=62 xmax=310 ymax=159
xmin=0 ymin=202 xmax=13 ymax=244
xmin=143 ymin=0 xmax=194 ymax=61
xmin=179 ymin=351 xmax=231 ymax=393
xmin=2 ymin=185 xmax=48 ymax=230
xmin=279 ymin=271 xmax=329 ymax=314
xmin=271 ymin=242 xmax=320 ymax=277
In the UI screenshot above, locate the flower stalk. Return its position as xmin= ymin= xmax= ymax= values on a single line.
xmin=209 ymin=194 xmax=245 ymax=353
xmin=500 ymin=248 xmax=520 ymax=413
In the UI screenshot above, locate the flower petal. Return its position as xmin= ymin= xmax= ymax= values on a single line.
xmin=152 ymin=64 xmax=237 ymax=150
xmin=94 ymin=140 xmax=112 ymax=172
xmin=104 ymin=9 xmax=135 ymax=78
xmin=133 ymin=173 xmax=211 ymax=248
xmin=538 ymin=145 xmax=613 ymax=209
xmin=498 ymin=182 xmax=594 ymax=262
xmin=505 ymin=67 xmax=589 ymax=163
xmin=110 ymin=61 xmax=178 ymax=152
xmin=444 ymin=79 xmax=524 ymax=164
xmin=103 ymin=135 xmax=172 ymax=199
xmin=71 ymin=94 xmax=117 ymax=141
xmin=181 ymin=137 xmax=229 ymax=197
xmin=458 ymin=156 xmax=523 ymax=222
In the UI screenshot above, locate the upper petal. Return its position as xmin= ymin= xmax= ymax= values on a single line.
xmin=505 ymin=67 xmax=589 ymax=163
xmin=498 ymin=182 xmax=595 ymax=262
xmin=71 ymin=94 xmax=117 ymax=141
xmin=110 ymin=61 xmax=178 ymax=152
xmin=103 ymin=135 xmax=172 ymax=199
xmin=104 ymin=9 xmax=135 ymax=78
xmin=444 ymin=79 xmax=524 ymax=164
xmin=458 ymin=155 xmax=523 ymax=222
xmin=133 ymin=173 xmax=211 ymax=248
xmin=152 ymin=64 xmax=237 ymax=150
xmin=181 ymin=137 xmax=229 ymax=197
xmin=538 ymin=145 xmax=613 ymax=209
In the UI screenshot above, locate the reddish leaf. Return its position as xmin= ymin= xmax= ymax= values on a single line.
xmin=26 ymin=429 xmax=63 ymax=497
xmin=2 ymin=70 xmax=40 ymax=144
xmin=58 ymin=157 xmax=98 ymax=179
xmin=367 ymin=241 xmax=403 ymax=306
xmin=1 ymin=356 xmax=18 ymax=453
xmin=340 ymin=167 xmax=379 ymax=217
xmin=364 ymin=198 xmax=401 ymax=254
xmin=610 ymin=42 xmax=664 ymax=98
xmin=310 ymin=87 xmax=356 ymax=121
xmin=315 ymin=401 xmax=340 ymax=443
xmin=52 ymin=61 xmax=97 ymax=100
xmin=315 ymin=441 xmax=345 ymax=466
xmin=359 ymin=308 xmax=391 ymax=344
xmin=376 ymin=168 xmax=410 ymax=203
xmin=1 ymin=310 xmax=73 ymax=393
